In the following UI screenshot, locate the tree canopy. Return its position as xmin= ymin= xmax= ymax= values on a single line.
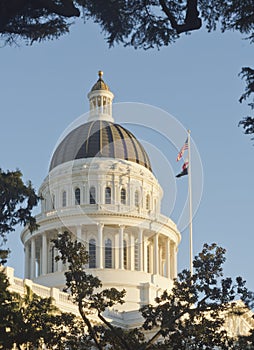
xmin=0 ymin=0 xmax=253 ymax=48
xmin=0 ymin=169 xmax=40 ymax=263
xmin=0 ymin=269 xmax=84 ymax=350
xmin=53 ymin=233 xmax=254 ymax=349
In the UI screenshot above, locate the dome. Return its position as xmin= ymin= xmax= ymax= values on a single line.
xmin=49 ymin=120 xmax=152 ymax=172
xmin=91 ymin=70 xmax=109 ymax=91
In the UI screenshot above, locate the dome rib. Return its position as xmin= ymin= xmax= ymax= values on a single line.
xmin=113 ymin=124 xmax=128 ymax=160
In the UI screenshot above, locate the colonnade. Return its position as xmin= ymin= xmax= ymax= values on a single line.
xmin=24 ymin=224 xmax=177 ymax=281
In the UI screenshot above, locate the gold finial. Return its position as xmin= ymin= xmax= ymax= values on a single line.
xmin=98 ymin=70 xmax=103 ymax=79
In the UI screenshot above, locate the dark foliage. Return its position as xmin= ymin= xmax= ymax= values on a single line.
xmin=0 ymin=0 xmax=253 ymax=48
xmin=53 ymin=234 xmax=254 ymax=350
xmin=0 ymin=169 xmax=40 ymax=263
xmin=0 ymin=269 xmax=84 ymax=349
xmin=239 ymin=67 xmax=254 ymax=139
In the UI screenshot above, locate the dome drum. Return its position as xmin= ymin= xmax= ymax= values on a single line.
xmin=41 ymin=158 xmax=161 ymax=218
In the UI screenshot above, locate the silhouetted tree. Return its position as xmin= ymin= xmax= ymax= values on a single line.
xmin=54 ymin=233 xmax=254 ymax=350
xmin=0 ymin=269 xmax=84 ymax=349
xmin=0 ymin=169 xmax=40 ymax=263
xmin=0 ymin=1 xmax=253 ymax=48
xmin=239 ymin=67 xmax=254 ymax=141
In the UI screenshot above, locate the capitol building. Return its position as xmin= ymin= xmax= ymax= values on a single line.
xmin=9 ymin=71 xmax=178 ymax=325
xmin=4 ymin=72 xmax=254 ymax=336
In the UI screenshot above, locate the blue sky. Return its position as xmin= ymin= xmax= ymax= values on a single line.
xmin=1 ymin=19 xmax=253 ymax=289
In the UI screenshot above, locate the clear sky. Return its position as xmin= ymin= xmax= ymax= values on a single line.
xmin=1 ymin=19 xmax=253 ymax=289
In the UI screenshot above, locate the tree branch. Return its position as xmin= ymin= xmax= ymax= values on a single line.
xmin=78 ymin=303 xmax=103 ymax=350
xmin=37 ymin=0 xmax=80 ymax=17
xmin=0 ymin=0 xmax=80 ymax=33
xmin=97 ymin=312 xmax=131 ymax=350
xmin=159 ymin=0 xmax=178 ymax=30
xmin=159 ymin=0 xmax=202 ymax=34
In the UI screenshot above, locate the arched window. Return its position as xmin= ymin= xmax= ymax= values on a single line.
xmin=105 ymin=187 xmax=111 ymax=204
xmin=146 ymin=194 xmax=150 ymax=210
xmin=75 ymin=187 xmax=81 ymax=205
xmin=105 ymin=239 xmax=112 ymax=268
xmin=135 ymin=191 xmax=139 ymax=208
xmin=90 ymin=187 xmax=96 ymax=204
xmin=89 ymin=239 xmax=96 ymax=268
xmin=121 ymin=188 xmax=126 ymax=205
xmin=62 ymin=191 xmax=67 ymax=207
xmin=123 ymin=240 xmax=127 ymax=269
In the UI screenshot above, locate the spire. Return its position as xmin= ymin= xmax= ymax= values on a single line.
xmin=87 ymin=71 xmax=114 ymax=122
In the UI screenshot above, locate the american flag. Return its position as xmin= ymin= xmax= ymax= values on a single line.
xmin=176 ymin=138 xmax=188 ymax=161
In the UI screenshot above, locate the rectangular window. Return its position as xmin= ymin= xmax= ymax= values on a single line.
xmin=62 ymin=191 xmax=67 ymax=207
xmin=89 ymin=239 xmax=96 ymax=268
xmin=105 ymin=187 xmax=111 ymax=204
xmin=105 ymin=239 xmax=112 ymax=268
xmin=75 ymin=188 xmax=81 ymax=205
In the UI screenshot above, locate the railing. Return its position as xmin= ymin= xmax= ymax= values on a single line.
xmin=3 ymin=267 xmax=79 ymax=315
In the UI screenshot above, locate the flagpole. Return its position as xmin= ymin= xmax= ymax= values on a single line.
xmin=187 ymin=129 xmax=193 ymax=276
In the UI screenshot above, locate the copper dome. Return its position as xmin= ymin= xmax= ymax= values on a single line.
xmin=49 ymin=120 xmax=152 ymax=172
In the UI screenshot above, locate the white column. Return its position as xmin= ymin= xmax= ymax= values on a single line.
xmin=138 ymin=228 xmax=143 ymax=271
xmin=30 ymin=238 xmax=36 ymax=279
xmin=165 ymin=238 xmax=170 ymax=278
xmin=174 ymin=245 xmax=178 ymax=278
xmin=42 ymin=233 xmax=48 ymax=275
xmin=83 ymin=184 xmax=87 ymax=204
xmin=159 ymin=245 xmax=163 ymax=276
xmin=114 ymin=181 xmax=119 ymax=205
xmin=153 ymin=233 xmax=159 ymax=275
xmin=119 ymin=226 xmax=124 ymax=269
xmin=129 ymin=233 xmax=135 ymax=271
xmin=97 ymin=223 xmax=104 ymax=269
xmin=39 ymin=246 xmax=42 ymax=276
xmin=98 ymin=184 xmax=103 ymax=204
xmin=24 ymin=244 xmax=30 ymax=278
xmin=114 ymin=232 xmax=119 ymax=269
xmin=143 ymin=238 xmax=148 ymax=273
xmin=76 ymin=225 xmax=82 ymax=241
xmin=150 ymin=244 xmax=154 ymax=273
xmin=170 ymin=242 xmax=177 ymax=279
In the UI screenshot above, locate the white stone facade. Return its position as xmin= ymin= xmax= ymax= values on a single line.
xmin=21 ymin=157 xmax=180 ymax=312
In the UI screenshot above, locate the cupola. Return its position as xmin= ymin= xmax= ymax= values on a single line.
xmin=87 ymin=71 xmax=114 ymax=122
